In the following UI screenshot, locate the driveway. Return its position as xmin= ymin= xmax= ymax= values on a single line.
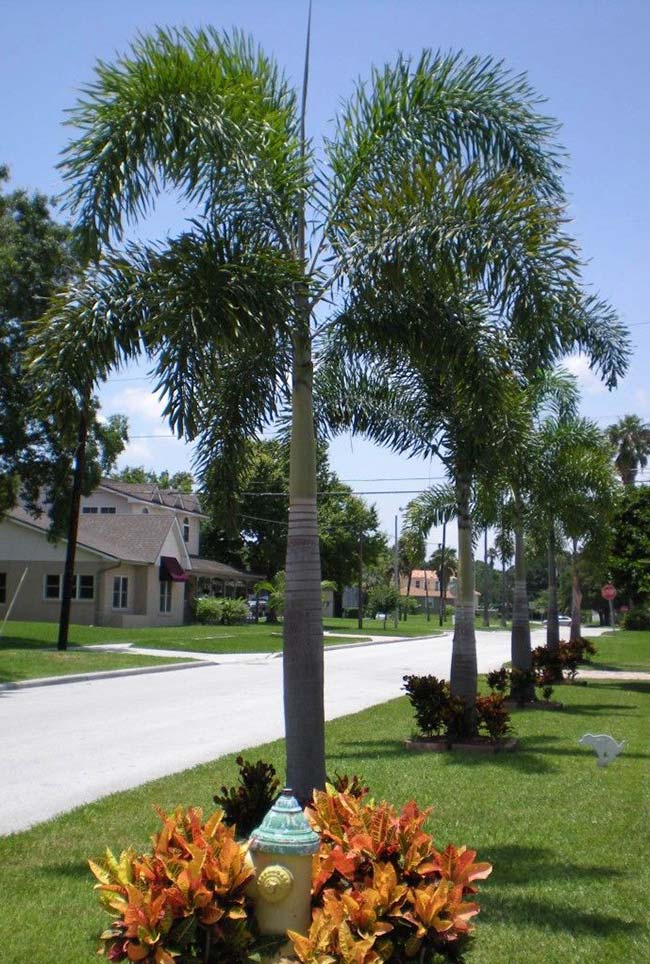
xmin=0 ymin=627 xmax=596 ymax=835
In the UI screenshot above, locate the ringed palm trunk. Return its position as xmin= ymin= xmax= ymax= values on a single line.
xmin=283 ymin=315 xmax=326 ymax=802
xmin=569 ymin=537 xmax=582 ymax=642
xmin=510 ymin=494 xmax=534 ymax=702
xmin=450 ymin=473 xmax=477 ymax=735
xmin=546 ymin=524 xmax=560 ymax=651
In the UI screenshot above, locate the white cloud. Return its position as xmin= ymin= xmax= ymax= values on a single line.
xmin=562 ymin=354 xmax=608 ymax=396
xmin=112 ymin=386 xmax=167 ymax=422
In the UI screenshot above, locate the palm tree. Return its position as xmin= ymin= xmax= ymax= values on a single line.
xmin=428 ymin=545 xmax=459 ymax=622
xmin=29 ymin=27 xmax=627 ymax=786
xmin=608 ymin=415 xmax=650 ymax=485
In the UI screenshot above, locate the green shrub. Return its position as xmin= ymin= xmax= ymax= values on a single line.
xmin=622 ymin=606 xmax=650 ymax=630
xmin=402 ymin=674 xmax=451 ymax=738
xmin=193 ymin=596 xmax=248 ymax=625
xmin=213 ymin=756 xmax=280 ymax=838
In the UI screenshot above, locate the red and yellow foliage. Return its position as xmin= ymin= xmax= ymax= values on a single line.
xmin=288 ymin=786 xmax=492 ymax=963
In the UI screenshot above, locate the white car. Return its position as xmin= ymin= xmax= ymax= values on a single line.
xmin=543 ymin=615 xmax=572 ymax=625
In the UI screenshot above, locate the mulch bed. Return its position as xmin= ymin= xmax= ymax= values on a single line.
xmin=403 ymin=737 xmax=519 ymax=754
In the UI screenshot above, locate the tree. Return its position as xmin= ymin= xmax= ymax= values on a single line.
xmin=30 ymin=28 xmax=628 ymax=788
xmin=609 ymin=484 xmax=650 ymax=607
xmin=111 ymin=467 xmax=195 ymax=492
xmin=608 ymin=415 xmax=650 ymax=486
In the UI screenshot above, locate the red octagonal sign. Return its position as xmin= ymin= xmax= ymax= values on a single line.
xmin=601 ymin=583 xmax=617 ymax=601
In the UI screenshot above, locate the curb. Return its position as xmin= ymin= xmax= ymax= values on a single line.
xmin=0 ymin=660 xmax=214 ymax=691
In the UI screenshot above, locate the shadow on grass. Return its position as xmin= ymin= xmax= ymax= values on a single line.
xmin=484 ymin=891 xmax=645 ymax=938
xmin=560 ymin=702 xmax=636 ymax=715
xmin=483 ymin=844 xmax=628 ymax=886
xmin=0 ymin=637 xmax=58 ymax=651
xmin=335 ymin=739 xmax=408 ymax=760
xmin=612 ymin=681 xmax=650 ymax=695
xmin=41 ymin=860 xmax=92 ymax=881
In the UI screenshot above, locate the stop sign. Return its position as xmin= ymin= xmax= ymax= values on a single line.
xmin=601 ymin=583 xmax=617 ymax=601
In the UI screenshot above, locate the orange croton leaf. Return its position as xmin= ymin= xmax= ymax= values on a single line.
xmin=432 ymin=844 xmax=492 ymax=893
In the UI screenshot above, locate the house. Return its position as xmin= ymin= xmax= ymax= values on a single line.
xmin=0 ymin=479 xmax=258 ymax=628
xmin=400 ymin=569 xmax=480 ymax=613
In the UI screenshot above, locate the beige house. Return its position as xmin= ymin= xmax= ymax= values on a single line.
xmin=0 ymin=479 xmax=258 ymax=628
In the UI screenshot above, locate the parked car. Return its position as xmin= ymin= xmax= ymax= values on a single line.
xmin=542 ymin=615 xmax=572 ymax=625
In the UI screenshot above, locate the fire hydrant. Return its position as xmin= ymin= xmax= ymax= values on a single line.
xmin=248 ymin=788 xmax=320 ymax=937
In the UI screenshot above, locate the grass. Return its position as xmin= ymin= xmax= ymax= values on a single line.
xmin=585 ymin=629 xmax=650 ymax=673
xmin=0 ymin=648 xmax=189 ymax=684
xmin=0 ymin=677 xmax=647 ymax=963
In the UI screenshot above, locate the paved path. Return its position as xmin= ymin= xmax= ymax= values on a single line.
xmin=0 ymin=626 xmax=614 ymax=835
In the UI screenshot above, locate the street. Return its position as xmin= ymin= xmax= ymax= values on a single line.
xmin=1 ymin=628 xmax=539 ymax=834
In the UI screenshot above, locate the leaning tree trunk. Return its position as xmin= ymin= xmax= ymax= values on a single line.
xmin=569 ymin=537 xmax=582 ymax=642
xmin=510 ymin=494 xmax=534 ymax=702
xmin=283 ymin=317 xmax=326 ymax=803
xmin=546 ymin=523 xmax=560 ymax=652
xmin=58 ymin=393 xmax=89 ymax=651
xmin=450 ymin=473 xmax=477 ymax=735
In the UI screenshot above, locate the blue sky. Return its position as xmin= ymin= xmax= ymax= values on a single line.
xmin=2 ymin=0 xmax=648 ymax=547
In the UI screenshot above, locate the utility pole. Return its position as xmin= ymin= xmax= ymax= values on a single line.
xmin=357 ymin=530 xmax=363 ymax=630
xmin=393 ymin=514 xmax=399 ymax=629
xmin=438 ymin=522 xmax=447 ymax=627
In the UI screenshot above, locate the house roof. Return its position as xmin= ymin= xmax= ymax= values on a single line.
xmin=188 ymin=557 xmax=259 ymax=582
xmin=99 ymin=479 xmax=206 ymax=517
xmin=6 ymin=505 xmax=177 ymax=565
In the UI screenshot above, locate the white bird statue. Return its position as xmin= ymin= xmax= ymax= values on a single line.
xmin=578 ymin=733 xmax=626 ymax=767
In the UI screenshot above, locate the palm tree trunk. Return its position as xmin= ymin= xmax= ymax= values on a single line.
xmin=546 ymin=524 xmax=560 ymax=652
xmin=58 ymin=393 xmax=89 ymax=651
xmin=482 ymin=527 xmax=490 ymax=627
xmin=450 ymin=473 xmax=477 ymax=735
xmin=424 ymin=566 xmax=430 ymax=622
xmin=570 ymin=537 xmax=582 ymax=641
xmin=510 ymin=494 xmax=534 ymax=701
xmin=439 ymin=522 xmax=446 ymax=627
xmin=284 ymin=312 xmax=326 ymax=803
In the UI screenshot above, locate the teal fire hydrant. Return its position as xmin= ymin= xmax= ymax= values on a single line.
xmin=248 ymin=789 xmax=320 ymax=937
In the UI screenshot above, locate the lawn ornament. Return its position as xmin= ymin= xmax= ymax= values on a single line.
xmin=578 ymin=733 xmax=626 ymax=767
xmin=248 ymin=789 xmax=320 ymax=936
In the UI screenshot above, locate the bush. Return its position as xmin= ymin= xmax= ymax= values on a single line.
xmin=486 ymin=667 xmax=509 ymax=693
xmin=530 ymin=639 xmax=598 ymax=683
xmin=289 ymin=788 xmax=492 ymax=963
xmin=476 ymin=694 xmax=511 ymax=742
xmin=487 ymin=664 xmax=556 ymax=702
xmin=622 ymin=606 xmax=650 ymax=630
xmin=213 ymin=756 xmax=280 ymax=838
xmin=193 ymin=596 xmax=248 ymax=625
xmin=402 ymin=674 xmax=452 ymax=738
xmin=89 ymin=806 xmax=255 ymax=963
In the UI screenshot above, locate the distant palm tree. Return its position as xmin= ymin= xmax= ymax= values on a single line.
xmin=608 ymin=415 xmax=650 ymax=485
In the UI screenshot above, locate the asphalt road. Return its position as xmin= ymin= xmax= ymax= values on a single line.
xmin=0 ymin=627 xmax=565 ymax=835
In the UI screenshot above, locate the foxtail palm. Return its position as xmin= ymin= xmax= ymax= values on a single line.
xmin=29 ymin=28 xmax=627 ymax=784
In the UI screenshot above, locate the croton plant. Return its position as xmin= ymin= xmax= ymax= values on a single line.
xmin=90 ymin=787 xmax=491 ymax=963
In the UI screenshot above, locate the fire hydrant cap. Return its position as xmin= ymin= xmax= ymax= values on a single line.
xmin=249 ymin=789 xmax=320 ymax=855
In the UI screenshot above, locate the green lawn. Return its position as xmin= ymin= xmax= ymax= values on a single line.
xmin=0 ymin=678 xmax=647 ymax=963
xmin=585 ymin=630 xmax=650 ymax=673
xmin=0 ymin=648 xmax=189 ymax=684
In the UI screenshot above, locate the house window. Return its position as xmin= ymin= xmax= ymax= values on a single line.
xmin=44 ymin=574 xmax=61 ymax=600
xmin=0 ymin=572 xmax=6 ymax=604
xmin=74 ymin=574 xmax=95 ymax=601
xmin=82 ymin=506 xmax=98 ymax=514
xmin=142 ymin=508 xmax=149 ymax=514
xmin=160 ymin=580 xmax=172 ymax=614
xmin=112 ymin=576 xmax=128 ymax=610
xmin=100 ymin=506 xmax=116 ymax=514
xmin=182 ymin=517 xmax=190 ymax=543
xmin=415 ymin=579 xmax=420 ymax=588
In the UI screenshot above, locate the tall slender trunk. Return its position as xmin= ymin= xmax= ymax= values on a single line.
xmin=450 ymin=473 xmax=477 ymax=734
xmin=510 ymin=493 xmax=534 ymax=701
xmin=58 ymin=394 xmax=89 ymax=651
xmin=546 ymin=523 xmax=560 ymax=651
xmin=357 ymin=531 xmax=363 ymax=630
xmin=439 ymin=522 xmax=446 ymax=627
xmin=424 ymin=566 xmax=430 ymax=622
xmin=500 ymin=550 xmax=507 ymax=627
xmin=570 ymin=537 xmax=582 ymax=642
xmin=482 ymin=527 xmax=490 ymax=627
xmin=284 ymin=319 xmax=325 ymax=802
